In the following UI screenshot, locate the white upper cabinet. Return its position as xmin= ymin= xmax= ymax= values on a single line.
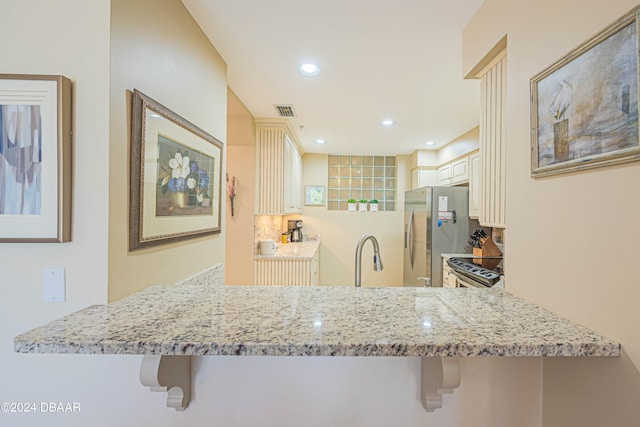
xmin=283 ymin=137 xmax=302 ymax=213
xmin=255 ymin=119 xmax=303 ymax=215
xmin=468 ymin=151 xmax=481 ymax=219
xmin=436 ymin=154 xmax=473 ymax=187
xmin=451 ymin=157 xmax=469 ymax=184
xmin=437 ymin=163 xmax=452 ymax=186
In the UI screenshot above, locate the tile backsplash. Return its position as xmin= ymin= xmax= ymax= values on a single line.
xmin=254 ymin=215 xmax=313 ymax=253
xmin=255 ymin=215 xmax=283 ymax=246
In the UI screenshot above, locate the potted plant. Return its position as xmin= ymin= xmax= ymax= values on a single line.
xmin=358 ymin=199 xmax=368 ymax=212
xmin=347 ymin=198 xmax=357 ymax=212
xmin=369 ymin=199 xmax=379 ymax=212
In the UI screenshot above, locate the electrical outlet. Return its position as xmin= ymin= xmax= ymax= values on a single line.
xmin=43 ymin=268 xmax=65 ymax=302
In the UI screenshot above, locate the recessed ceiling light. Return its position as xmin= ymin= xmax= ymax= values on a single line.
xmin=380 ymin=119 xmax=395 ymax=127
xmin=424 ymin=141 xmax=435 ymax=146
xmin=299 ymin=63 xmax=321 ymax=77
xmin=314 ymin=139 xmax=326 ymax=144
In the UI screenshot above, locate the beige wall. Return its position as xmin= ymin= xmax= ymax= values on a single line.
xmin=464 ymin=0 xmax=640 ymax=425
xmin=437 ymin=126 xmax=479 ymax=164
xmin=225 ymin=88 xmax=256 ymax=285
xmin=302 ymin=153 xmax=409 ymax=286
xmin=108 ymin=0 xmax=228 ymax=301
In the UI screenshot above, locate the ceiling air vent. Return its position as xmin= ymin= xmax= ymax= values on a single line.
xmin=274 ymin=104 xmax=296 ymax=117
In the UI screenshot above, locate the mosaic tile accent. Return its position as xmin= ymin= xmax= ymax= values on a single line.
xmin=327 ymin=155 xmax=396 ymax=211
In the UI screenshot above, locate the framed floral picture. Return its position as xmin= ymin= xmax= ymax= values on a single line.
xmin=129 ymin=90 xmax=223 ymax=250
xmin=0 ymin=74 xmax=72 ymax=243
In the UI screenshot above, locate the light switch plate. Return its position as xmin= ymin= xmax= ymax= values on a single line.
xmin=43 ymin=268 xmax=65 ymax=302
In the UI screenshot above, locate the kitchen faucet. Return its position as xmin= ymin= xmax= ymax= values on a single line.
xmin=354 ymin=234 xmax=384 ymax=287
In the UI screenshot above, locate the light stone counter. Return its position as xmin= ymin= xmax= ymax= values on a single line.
xmin=255 ymin=240 xmax=320 ymax=260
xmin=14 ymin=263 xmax=619 ymax=358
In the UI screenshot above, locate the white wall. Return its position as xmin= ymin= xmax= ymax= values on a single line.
xmin=464 ymin=0 xmax=640 ymax=425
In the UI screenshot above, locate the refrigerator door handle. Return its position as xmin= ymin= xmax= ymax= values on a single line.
xmin=406 ymin=209 xmax=414 ymax=268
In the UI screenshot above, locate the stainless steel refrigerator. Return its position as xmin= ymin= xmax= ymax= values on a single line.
xmin=403 ymin=186 xmax=469 ymax=287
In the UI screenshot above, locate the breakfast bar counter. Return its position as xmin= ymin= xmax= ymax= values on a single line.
xmin=15 ymin=267 xmax=619 ymax=358
xmin=14 ymin=264 xmax=620 ymax=411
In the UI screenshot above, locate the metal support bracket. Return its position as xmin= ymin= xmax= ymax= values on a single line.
xmin=421 ymin=357 xmax=460 ymax=412
xmin=140 ymin=355 xmax=192 ymax=411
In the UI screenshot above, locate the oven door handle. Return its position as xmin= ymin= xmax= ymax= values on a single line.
xmin=450 ymin=270 xmax=486 ymax=288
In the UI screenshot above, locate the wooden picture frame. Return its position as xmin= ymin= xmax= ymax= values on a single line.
xmin=130 ymin=90 xmax=223 ymax=251
xmin=530 ymin=7 xmax=640 ymax=177
xmin=304 ymin=185 xmax=325 ymax=206
xmin=0 ymin=74 xmax=72 ymax=242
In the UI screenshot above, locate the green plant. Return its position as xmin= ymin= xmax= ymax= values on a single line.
xmin=347 ymin=198 xmax=357 ymax=203
xmin=359 ymin=199 xmax=367 ymax=204
xmin=369 ymin=199 xmax=378 ymax=204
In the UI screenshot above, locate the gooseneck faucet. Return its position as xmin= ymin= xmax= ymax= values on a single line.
xmin=355 ymin=234 xmax=384 ymax=287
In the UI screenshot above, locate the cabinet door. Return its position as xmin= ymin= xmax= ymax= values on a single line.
xmin=412 ymin=168 xmax=437 ymax=189
xmin=437 ymin=164 xmax=452 ymax=186
xmin=283 ymin=139 xmax=293 ymax=211
xmin=292 ymin=148 xmax=302 ymax=210
xmin=451 ymin=157 xmax=469 ymax=184
xmin=311 ymin=251 xmax=320 ymax=286
xmin=256 ymin=123 xmax=304 ymax=215
xmin=283 ymin=138 xmax=302 ymax=213
xmin=469 ymin=152 xmax=481 ymax=218
xmin=442 ymin=270 xmax=457 ymax=288
xmin=255 ymin=258 xmax=312 ymax=286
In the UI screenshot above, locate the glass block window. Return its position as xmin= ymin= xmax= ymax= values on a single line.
xmin=327 ymin=155 xmax=396 ymax=211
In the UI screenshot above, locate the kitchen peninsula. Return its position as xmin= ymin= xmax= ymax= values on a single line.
xmin=15 ymin=264 xmax=619 ymax=412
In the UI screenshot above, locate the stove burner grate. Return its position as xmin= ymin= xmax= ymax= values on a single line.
xmin=447 ymin=257 xmax=501 ymax=287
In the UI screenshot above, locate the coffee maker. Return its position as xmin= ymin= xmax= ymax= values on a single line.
xmin=287 ymin=219 xmax=303 ymax=242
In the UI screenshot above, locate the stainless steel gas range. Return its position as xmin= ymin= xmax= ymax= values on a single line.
xmin=446 ymin=257 xmax=503 ymax=288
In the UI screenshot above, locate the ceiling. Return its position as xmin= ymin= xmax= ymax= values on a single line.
xmin=182 ymin=0 xmax=484 ymax=155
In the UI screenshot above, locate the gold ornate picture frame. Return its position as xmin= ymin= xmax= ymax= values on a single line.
xmin=130 ymin=90 xmax=223 ymax=251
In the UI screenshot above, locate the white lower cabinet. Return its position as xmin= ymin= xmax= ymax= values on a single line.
xmin=441 ymin=257 xmax=458 ymax=288
xmin=310 ymin=252 xmax=320 ymax=286
xmin=255 ymin=250 xmax=320 ymax=286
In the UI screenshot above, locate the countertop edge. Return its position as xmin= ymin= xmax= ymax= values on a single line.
xmin=14 ymin=341 xmax=621 ymax=357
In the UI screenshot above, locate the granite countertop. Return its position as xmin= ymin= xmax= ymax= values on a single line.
xmin=14 ymin=264 xmax=619 ymax=358
xmin=255 ymin=240 xmax=320 ymax=260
